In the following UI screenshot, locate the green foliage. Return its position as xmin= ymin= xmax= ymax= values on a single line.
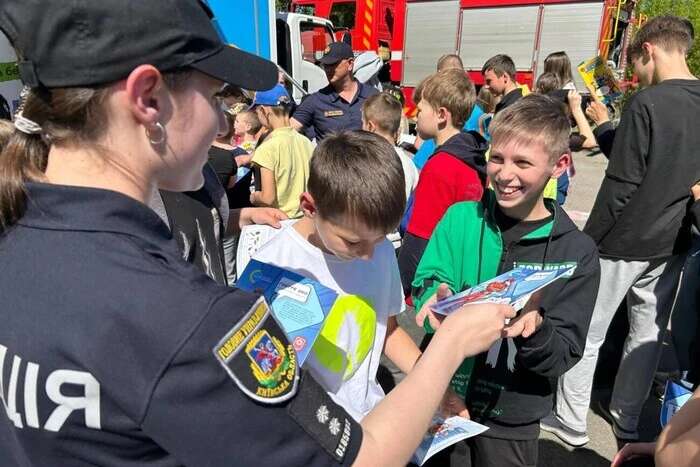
xmin=276 ymin=0 xmax=291 ymax=11
xmin=637 ymin=0 xmax=700 ymax=76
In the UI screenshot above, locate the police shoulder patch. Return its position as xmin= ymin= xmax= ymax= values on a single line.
xmin=213 ymin=296 xmax=299 ymax=404
xmin=288 ymin=371 xmax=360 ymax=463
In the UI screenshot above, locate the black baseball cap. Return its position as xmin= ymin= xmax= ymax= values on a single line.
xmin=0 ymin=0 xmax=278 ymax=91
xmin=319 ymin=42 xmax=354 ymax=66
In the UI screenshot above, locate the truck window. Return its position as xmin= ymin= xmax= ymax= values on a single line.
xmin=300 ymin=22 xmax=335 ymax=63
xmin=293 ymin=5 xmax=315 ymax=15
xmin=329 ymin=2 xmax=356 ymax=30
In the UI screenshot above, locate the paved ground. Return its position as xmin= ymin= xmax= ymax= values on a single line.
xmin=381 ymin=150 xmax=672 ymax=466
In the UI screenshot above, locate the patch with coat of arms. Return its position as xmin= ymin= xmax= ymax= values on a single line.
xmin=213 ymin=296 xmax=299 ymax=404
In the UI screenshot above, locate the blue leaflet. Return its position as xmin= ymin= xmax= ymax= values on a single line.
xmin=236 ymin=259 xmax=337 ymax=366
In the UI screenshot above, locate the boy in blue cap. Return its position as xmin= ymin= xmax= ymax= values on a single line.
xmin=251 ymin=84 xmax=314 ymax=218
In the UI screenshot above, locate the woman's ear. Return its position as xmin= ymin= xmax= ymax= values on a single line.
xmin=124 ymin=65 xmax=166 ymax=126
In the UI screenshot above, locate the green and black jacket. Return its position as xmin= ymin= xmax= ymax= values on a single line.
xmin=413 ymin=191 xmax=600 ymax=438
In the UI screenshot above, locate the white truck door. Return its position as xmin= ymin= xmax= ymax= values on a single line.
xmin=536 ymin=2 xmax=605 ymax=90
xmin=402 ymin=0 xmax=461 ymax=87
xmin=281 ymin=13 xmax=333 ymax=103
xmin=0 ymin=32 xmax=22 ymax=118
xmin=458 ymin=6 xmax=541 ymax=74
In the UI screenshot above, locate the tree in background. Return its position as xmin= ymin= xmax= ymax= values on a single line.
xmin=637 ymin=0 xmax=700 ymax=76
xmin=276 ymin=0 xmax=291 ymax=10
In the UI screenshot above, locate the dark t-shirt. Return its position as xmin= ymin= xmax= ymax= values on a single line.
xmin=584 ymin=79 xmax=700 ymax=259
xmin=227 ymin=146 xmax=254 ymax=210
xmin=208 ymin=145 xmax=236 ymax=188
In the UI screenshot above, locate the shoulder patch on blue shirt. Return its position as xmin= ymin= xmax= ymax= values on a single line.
xmin=213 ymin=296 xmax=299 ymax=404
xmin=288 ymin=372 xmax=358 ymax=463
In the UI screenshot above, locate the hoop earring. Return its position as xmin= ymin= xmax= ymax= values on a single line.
xmin=146 ymin=122 xmax=166 ymax=145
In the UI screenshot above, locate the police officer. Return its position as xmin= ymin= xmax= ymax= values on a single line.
xmin=291 ymin=42 xmax=379 ymax=141
xmin=0 ymin=1 xmax=513 ymax=466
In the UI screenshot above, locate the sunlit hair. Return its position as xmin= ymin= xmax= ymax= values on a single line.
xmin=419 ymin=68 xmax=476 ymax=128
xmin=482 ymin=54 xmax=516 ymax=80
xmin=627 ymin=15 xmax=695 ymax=64
xmin=308 ymin=131 xmax=405 ymax=233
xmin=490 ymin=94 xmax=570 ymax=163
xmin=362 ymin=92 xmax=403 ymax=136
xmin=436 ymin=54 xmax=464 ymax=71
xmin=543 ymin=51 xmax=574 ymax=87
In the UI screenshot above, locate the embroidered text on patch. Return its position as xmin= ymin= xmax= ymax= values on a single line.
xmin=213 ymin=296 xmax=299 ymax=403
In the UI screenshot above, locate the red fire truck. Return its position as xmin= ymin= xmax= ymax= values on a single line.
xmin=290 ymin=0 xmax=642 ymax=116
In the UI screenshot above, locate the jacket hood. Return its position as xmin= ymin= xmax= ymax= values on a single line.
xmin=483 ymin=190 xmax=580 ymax=240
xmin=435 ymin=131 xmax=488 ymax=181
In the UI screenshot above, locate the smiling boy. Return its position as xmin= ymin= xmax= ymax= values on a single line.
xmin=412 ymin=95 xmax=600 ymax=467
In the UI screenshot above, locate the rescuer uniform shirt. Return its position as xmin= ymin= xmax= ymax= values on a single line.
xmin=0 ymin=182 xmax=362 ymax=467
xmin=292 ymin=80 xmax=378 ymax=141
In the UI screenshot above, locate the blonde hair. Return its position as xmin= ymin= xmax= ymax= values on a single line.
xmin=236 ymin=110 xmax=262 ymax=135
xmin=419 ymin=69 xmax=475 ymax=128
xmin=362 ymin=92 xmax=402 ymax=136
xmin=490 ymin=94 xmax=570 ymax=162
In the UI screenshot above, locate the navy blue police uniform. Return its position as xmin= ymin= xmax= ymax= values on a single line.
xmin=0 ymin=183 xmax=362 ymax=466
xmin=292 ymin=81 xmax=378 ymax=141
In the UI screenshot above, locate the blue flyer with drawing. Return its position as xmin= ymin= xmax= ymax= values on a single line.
xmin=430 ymin=265 xmax=576 ymax=315
xmin=236 ymin=259 xmax=337 ymax=366
xmin=411 ymin=416 xmax=489 ymax=466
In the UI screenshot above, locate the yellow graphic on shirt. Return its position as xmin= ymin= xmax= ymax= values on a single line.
xmin=312 ymin=295 xmax=376 ymax=381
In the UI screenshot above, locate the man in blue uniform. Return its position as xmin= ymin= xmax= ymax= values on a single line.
xmin=291 ymin=42 xmax=378 ymax=141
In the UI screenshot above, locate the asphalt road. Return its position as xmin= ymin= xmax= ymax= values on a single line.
xmin=382 ymin=150 xmax=671 ymax=466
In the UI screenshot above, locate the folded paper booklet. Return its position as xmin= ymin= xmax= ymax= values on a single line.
xmin=430 ymin=266 xmax=576 ymax=315
xmin=411 ymin=416 xmax=489 ymax=466
xmin=236 ymin=259 xmax=338 ymax=366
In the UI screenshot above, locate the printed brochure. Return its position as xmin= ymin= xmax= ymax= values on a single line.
xmin=577 ymin=56 xmax=623 ymax=105
xmin=661 ymin=380 xmax=693 ymax=428
xmin=411 ymin=416 xmax=489 ymax=466
xmin=236 ymin=259 xmax=337 ymax=366
xmin=430 ymin=266 xmax=575 ymax=315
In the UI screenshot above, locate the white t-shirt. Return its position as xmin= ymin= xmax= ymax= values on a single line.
xmin=253 ymin=222 xmax=405 ymax=421
xmin=394 ymin=146 xmax=419 ymax=200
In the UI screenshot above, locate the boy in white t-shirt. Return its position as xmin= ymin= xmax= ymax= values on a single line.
xmin=361 ymin=92 xmax=419 ymax=249
xmin=253 ymin=131 xmax=424 ymax=421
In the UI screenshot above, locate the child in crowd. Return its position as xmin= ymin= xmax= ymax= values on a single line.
xmin=250 ymin=84 xmax=313 ymax=218
xmin=548 ymin=16 xmax=700 ymax=446
xmin=362 ymin=93 xmax=418 ymax=206
xmin=233 ymin=108 xmax=261 ymax=154
xmin=413 ymin=95 xmax=600 ymax=467
xmin=544 ymin=51 xmax=577 ymax=90
xmin=534 ymin=72 xmax=561 ymax=94
xmin=252 ymin=131 xmax=424 ymax=421
xmin=476 ymin=87 xmax=496 ymax=141
xmin=397 ymin=68 xmax=488 ymax=296
xmin=482 ymin=54 xmax=523 ymax=114
xmin=362 ymin=92 xmax=419 ymax=249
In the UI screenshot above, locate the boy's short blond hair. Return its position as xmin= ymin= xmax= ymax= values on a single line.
xmin=490 ymin=94 xmax=570 ymax=162
xmin=418 ymin=69 xmax=475 ymax=129
xmin=237 ymin=110 xmax=262 ymax=135
xmin=362 ymin=93 xmax=403 ymax=136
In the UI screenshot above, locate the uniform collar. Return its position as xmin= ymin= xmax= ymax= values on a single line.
xmin=20 ymin=182 xmax=172 ymax=242
xmin=326 ymin=79 xmax=366 ymax=103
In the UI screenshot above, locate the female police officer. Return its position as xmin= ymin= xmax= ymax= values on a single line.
xmin=0 ymin=1 xmax=514 ymax=465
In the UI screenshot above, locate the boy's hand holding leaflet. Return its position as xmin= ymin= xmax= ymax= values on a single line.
xmin=429 ymin=266 xmax=575 ymax=317
xmin=440 ymin=388 xmax=470 ymax=419
xmin=416 ymin=283 xmax=453 ymax=330
xmin=503 ymin=291 xmax=543 ymax=339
